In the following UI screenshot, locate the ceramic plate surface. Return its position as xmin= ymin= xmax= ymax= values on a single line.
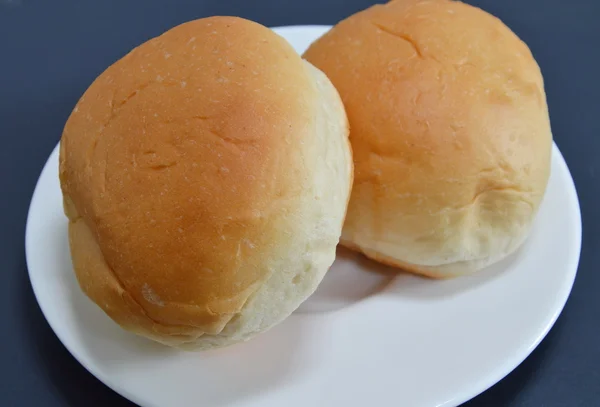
xmin=26 ymin=25 xmax=582 ymax=407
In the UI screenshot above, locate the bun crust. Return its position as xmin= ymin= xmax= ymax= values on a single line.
xmin=303 ymin=0 xmax=552 ymax=277
xmin=60 ymin=17 xmax=352 ymax=349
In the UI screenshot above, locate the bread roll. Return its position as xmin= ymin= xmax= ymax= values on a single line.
xmin=303 ymin=0 xmax=552 ymax=277
xmin=59 ymin=16 xmax=352 ymax=350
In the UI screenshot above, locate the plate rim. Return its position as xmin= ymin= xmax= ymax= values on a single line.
xmin=25 ymin=25 xmax=582 ymax=407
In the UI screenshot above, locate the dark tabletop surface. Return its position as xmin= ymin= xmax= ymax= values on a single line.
xmin=1 ymin=0 xmax=599 ymax=406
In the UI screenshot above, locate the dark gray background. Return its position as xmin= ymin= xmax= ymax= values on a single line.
xmin=1 ymin=0 xmax=598 ymax=405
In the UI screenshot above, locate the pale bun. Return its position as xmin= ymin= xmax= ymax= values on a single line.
xmin=59 ymin=16 xmax=352 ymax=349
xmin=303 ymin=0 xmax=552 ymax=277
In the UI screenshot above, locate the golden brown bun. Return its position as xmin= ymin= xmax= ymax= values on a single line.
xmin=59 ymin=16 xmax=352 ymax=349
xmin=303 ymin=0 xmax=552 ymax=277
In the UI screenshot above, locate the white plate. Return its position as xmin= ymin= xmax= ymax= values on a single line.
xmin=26 ymin=25 xmax=582 ymax=407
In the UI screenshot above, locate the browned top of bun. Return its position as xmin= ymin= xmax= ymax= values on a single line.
xmin=60 ymin=17 xmax=332 ymax=336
